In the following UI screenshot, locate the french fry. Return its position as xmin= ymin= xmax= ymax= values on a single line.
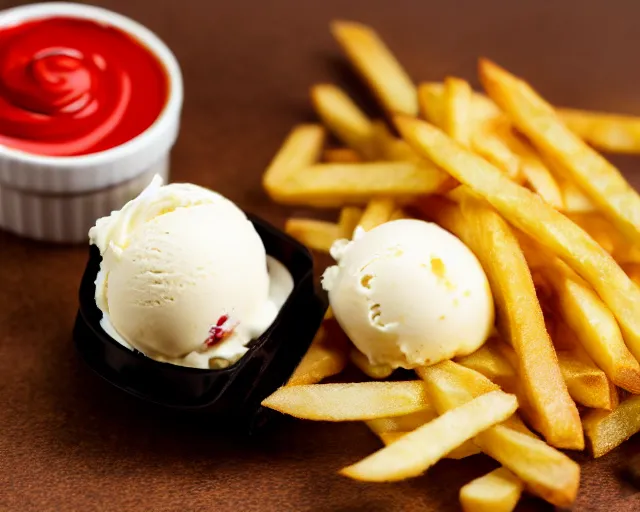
xmin=366 ymin=409 xmax=437 ymax=435
xmin=357 ymin=197 xmax=396 ymax=231
xmin=415 ymin=194 xmax=583 ymax=449
xmin=331 ymin=20 xmax=418 ymax=116
xmin=337 ymin=206 xmax=363 ymax=239
xmin=419 ymin=82 xmax=524 ymax=181
xmin=455 ymin=339 xmax=517 ymax=392
xmin=560 ymin=107 xmax=640 ymax=154
xmin=443 ymin=77 xmax=473 ymax=146
xmin=455 ymin=340 xmax=539 ymax=423
xmin=470 ymin=123 xmax=523 ymax=182
xmin=285 ymin=218 xmax=340 ymax=253
xmin=480 ymin=59 xmax=640 ymax=244
xmin=491 ymin=119 xmax=563 ymax=208
xmin=322 ymin=147 xmax=363 ymax=163
xmin=419 ymin=362 xmax=580 ymax=507
xmin=350 ymin=348 xmax=394 ymax=379
xmin=520 ymin=240 xmax=640 ymax=393
xmin=420 ymin=82 xmax=559 ymax=193
xmin=624 ymin=262 xmax=640 ymax=286
xmin=263 ymin=124 xmax=325 ymax=199
xmin=583 ymin=394 xmax=640 ymax=458
xmin=515 ymin=154 xmax=564 ymax=210
xmin=493 ymin=324 xmax=618 ymax=410
xmin=567 ymin=212 xmax=616 ymax=254
xmin=418 ymin=82 xmax=446 ymax=127
xmin=375 ymin=433 xmax=483 ymax=460
xmin=398 ymin=116 xmax=640 ymax=373
xmin=262 ymin=381 xmax=431 ymax=421
xmin=556 ymin=174 xmax=596 ymax=213
xmin=271 ymin=161 xmax=447 ymax=207
xmin=445 ymin=442 xmax=484 ymax=460
xmin=366 ymin=409 xmax=481 ymax=458
xmin=556 ymin=348 xmax=618 ymax=411
xmin=460 ymin=467 xmax=524 ymax=512
xmin=570 ymin=212 xmax=640 ymax=263
xmin=311 ymin=84 xmax=378 ymax=159
xmin=339 ymin=390 xmax=518 ymax=482
xmin=287 ymin=323 xmax=349 ymax=386
xmin=418 ymin=82 xmax=501 ymax=128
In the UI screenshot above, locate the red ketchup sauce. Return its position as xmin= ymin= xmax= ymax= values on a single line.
xmin=0 ymin=17 xmax=168 ymax=156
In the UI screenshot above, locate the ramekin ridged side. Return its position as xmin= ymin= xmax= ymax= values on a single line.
xmin=0 ymin=158 xmax=169 ymax=243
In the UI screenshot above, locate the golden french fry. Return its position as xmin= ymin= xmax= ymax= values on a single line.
xmin=479 ymin=59 xmax=640 ymax=244
xmin=376 ymin=432 xmax=482 ymax=460
xmin=583 ymin=394 xmax=640 ymax=458
xmin=285 ymin=218 xmax=340 ymax=253
xmin=418 ymin=82 xmax=446 ymax=127
xmin=349 ymin=348 xmax=394 ymax=379
xmin=460 ymin=467 xmax=524 ymax=512
xmin=420 ymin=82 xmax=526 ymax=182
xmin=556 ymin=174 xmax=596 ymax=213
xmin=570 ymin=212 xmax=640 ymax=263
xmin=366 ymin=409 xmax=482 ymax=459
xmin=414 ymin=358 xmax=535 ymax=440
xmin=490 ymin=119 xmax=563 ymax=207
xmin=389 ymin=208 xmax=408 ymax=221
xmin=443 ymin=77 xmax=473 ymax=146
xmin=476 ymin=304 xmax=619 ymax=410
xmin=322 ymin=147 xmax=363 ymax=163
xmin=471 ymin=124 xmax=523 ymax=182
xmin=398 ymin=116 xmax=640 ymax=372
xmin=272 ymin=161 xmax=448 ymax=207
xmin=418 ymin=82 xmax=501 ymax=128
xmin=520 ymin=241 xmax=640 ymax=393
xmin=263 ymin=124 xmax=325 ymax=199
xmin=624 ymin=262 xmax=640 ymax=286
xmin=262 ymin=381 xmax=430 ymax=421
xmin=337 ymin=206 xmax=363 ymax=239
xmin=416 ymin=194 xmax=582 ymax=449
xmin=287 ymin=323 xmax=348 ymax=386
xmin=311 ymin=84 xmax=378 ymax=159
xmin=567 ymin=212 xmax=616 ymax=254
xmin=556 ymin=348 xmax=618 ymax=411
xmin=455 ymin=339 xmax=517 ymax=392
xmin=454 ymin=340 xmax=540 ymax=427
xmin=516 ymin=155 xmax=564 ymax=210
xmin=446 ymin=442 xmax=484 ymax=459
xmin=478 ymin=425 xmax=579 ymax=507
xmin=357 ymin=197 xmax=396 ymax=232
xmin=340 ymin=390 xmax=517 ymax=482
xmin=560 ymin=107 xmax=640 ymax=154
xmin=422 ymin=82 xmax=559 ymax=198
xmin=366 ymin=409 xmax=437 ymax=434
xmin=419 ymin=361 xmax=580 ymax=507
xmin=331 ymin=20 xmax=418 ymax=116
xmin=376 ymin=431 xmax=408 ymax=445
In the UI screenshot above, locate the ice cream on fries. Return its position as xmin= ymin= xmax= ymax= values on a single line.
xmin=261 ymin=19 xmax=640 ymax=511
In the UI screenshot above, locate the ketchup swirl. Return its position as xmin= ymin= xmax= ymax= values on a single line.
xmin=0 ymin=17 xmax=168 ymax=156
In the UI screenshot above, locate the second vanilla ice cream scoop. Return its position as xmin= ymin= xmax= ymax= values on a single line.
xmin=322 ymin=219 xmax=494 ymax=369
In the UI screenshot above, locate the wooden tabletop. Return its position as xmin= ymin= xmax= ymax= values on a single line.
xmin=2 ymin=1 xmax=640 ymax=510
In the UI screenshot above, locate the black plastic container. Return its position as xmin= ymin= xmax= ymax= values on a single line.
xmin=73 ymin=214 xmax=327 ymax=428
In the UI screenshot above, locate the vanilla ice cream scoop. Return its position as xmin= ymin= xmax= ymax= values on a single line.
xmin=322 ymin=219 xmax=494 ymax=369
xmin=89 ymin=176 xmax=293 ymax=369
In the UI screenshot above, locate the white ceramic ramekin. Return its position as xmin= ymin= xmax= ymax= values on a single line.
xmin=0 ymin=2 xmax=183 ymax=243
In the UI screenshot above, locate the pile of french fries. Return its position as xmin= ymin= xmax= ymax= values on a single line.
xmin=261 ymin=20 xmax=640 ymax=511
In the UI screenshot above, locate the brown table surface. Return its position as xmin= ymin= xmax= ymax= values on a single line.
xmin=2 ymin=0 xmax=640 ymax=510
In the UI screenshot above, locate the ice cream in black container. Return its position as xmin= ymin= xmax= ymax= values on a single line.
xmin=73 ymin=177 xmax=326 ymax=429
